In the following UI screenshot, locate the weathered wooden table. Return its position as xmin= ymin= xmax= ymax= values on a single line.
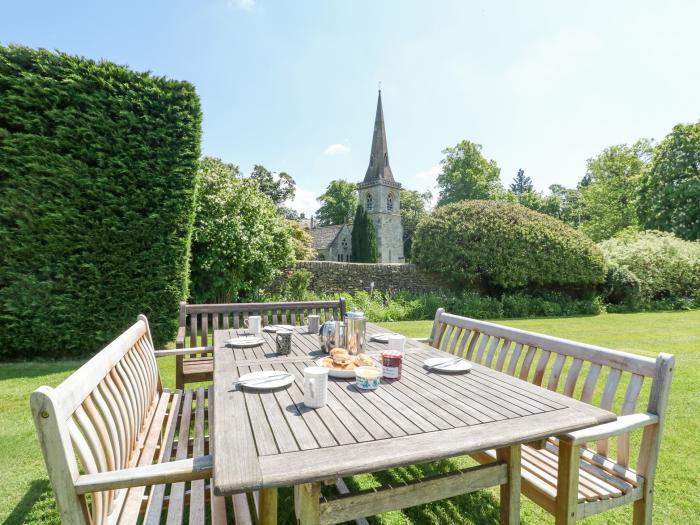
xmin=212 ymin=324 xmax=615 ymax=525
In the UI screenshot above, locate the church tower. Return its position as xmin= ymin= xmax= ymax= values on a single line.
xmin=357 ymin=90 xmax=404 ymax=263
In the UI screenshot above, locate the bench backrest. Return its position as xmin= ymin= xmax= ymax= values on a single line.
xmin=429 ymin=309 xmax=673 ymax=470
xmin=31 ymin=315 xmax=161 ymax=525
xmin=180 ymin=298 xmax=346 ymax=348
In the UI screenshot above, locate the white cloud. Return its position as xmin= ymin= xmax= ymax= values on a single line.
xmin=228 ymin=0 xmax=255 ymax=10
xmin=284 ymin=187 xmax=318 ymax=218
xmin=414 ymin=165 xmax=441 ymax=182
xmin=323 ymin=143 xmax=351 ymax=156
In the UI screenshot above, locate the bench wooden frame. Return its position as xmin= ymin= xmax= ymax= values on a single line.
xmin=425 ymin=309 xmax=674 ymax=525
xmin=175 ymin=299 xmax=346 ymax=388
xmin=30 ymin=315 xmax=252 ymax=525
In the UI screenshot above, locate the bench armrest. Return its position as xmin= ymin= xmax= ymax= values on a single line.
xmin=176 ymin=326 xmax=186 ymax=349
xmin=74 ymin=456 xmax=212 ymax=494
xmin=558 ymin=412 xmax=658 ymax=445
xmin=154 ymin=346 xmax=212 ymax=357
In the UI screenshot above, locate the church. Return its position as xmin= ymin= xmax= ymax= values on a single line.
xmin=310 ymin=90 xmax=405 ymax=263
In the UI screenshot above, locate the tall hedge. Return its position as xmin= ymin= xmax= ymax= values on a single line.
xmin=412 ymin=200 xmax=606 ymax=292
xmin=0 ymin=46 xmax=201 ymax=358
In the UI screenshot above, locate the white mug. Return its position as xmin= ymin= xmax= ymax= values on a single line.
xmin=245 ymin=315 xmax=262 ymax=335
xmin=307 ymin=314 xmax=321 ymax=334
xmin=303 ymin=366 xmax=329 ymax=408
xmin=387 ymin=334 xmax=406 ymax=352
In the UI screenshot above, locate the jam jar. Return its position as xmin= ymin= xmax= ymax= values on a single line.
xmin=381 ymin=350 xmax=403 ymax=380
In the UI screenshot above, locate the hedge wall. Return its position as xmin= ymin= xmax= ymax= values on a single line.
xmin=0 ymin=46 xmax=201 ymax=358
xmin=412 ymin=200 xmax=606 ymax=292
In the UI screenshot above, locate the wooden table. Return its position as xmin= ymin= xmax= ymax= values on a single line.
xmin=212 ymin=324 xmax=615 ymax=524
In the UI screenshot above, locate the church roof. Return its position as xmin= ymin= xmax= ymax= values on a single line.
xmin=362 ymin=90 xmax=397 ymax=185
xmin=309 ymin=224 xmax=352 ymax=250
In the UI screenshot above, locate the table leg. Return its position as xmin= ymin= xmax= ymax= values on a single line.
xmin=294 ymin=482 xmax=321 ymax=525
xmin=497 ymin=444 xmax=521 ymax=525
xmin=259 ymin=487 xmax=278 ymax=525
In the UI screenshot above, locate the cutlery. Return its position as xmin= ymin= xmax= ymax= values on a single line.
xmin=233 ymin=373 xmax=291 ymax=387
xmin=432 ymin=358 xmax=463 ymax=369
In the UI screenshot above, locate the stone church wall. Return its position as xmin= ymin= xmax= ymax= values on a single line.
xmin=272 ymin=261 xmax=448 ymax=294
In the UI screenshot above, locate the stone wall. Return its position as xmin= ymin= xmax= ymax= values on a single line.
xmin=275 ymin=261 xmax=448 ymax=294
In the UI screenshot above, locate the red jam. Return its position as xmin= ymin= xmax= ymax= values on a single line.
xmin=381 ymin=350 xmax=403 ymax=380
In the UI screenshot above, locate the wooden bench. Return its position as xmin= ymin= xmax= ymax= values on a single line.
xmin=30 ymin=315 xmax=254 ymax=525
xmin=422 ymin=309 xmax=674 ymax=525
xmin=176 ymin=299 xmax=346 ymax=388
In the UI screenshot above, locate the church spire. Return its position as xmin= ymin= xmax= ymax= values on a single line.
xmin=363 ymin=89 xmax=396 ymax=184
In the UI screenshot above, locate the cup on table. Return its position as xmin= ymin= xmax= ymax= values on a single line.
xmin=244 ymin=315 xmax=261 ymax=335
xmin=307 ymin=314 xmax=320 ymax=334
xmin=387 ymin=334 xmax=406 ymax=352
xmin=275 ymin=329 xmax=292 ymax=355
xmin=303 ymin=366 xmax=329 ymax=408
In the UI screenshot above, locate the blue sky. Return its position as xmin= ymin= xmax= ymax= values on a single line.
xmin=3 ymin=1 xmax=699 ymax=216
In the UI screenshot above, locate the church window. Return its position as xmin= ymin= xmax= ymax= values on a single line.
xmin=366 ymin=194 xmax=373 ymax=211
xmin=337 ymin=254 xmax=341 ymax=261
xmin=386 ymin=193 xmax=394 ymax=212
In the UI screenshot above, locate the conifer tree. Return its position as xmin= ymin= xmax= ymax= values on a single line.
xmin=351 ymin=205 xmax=379 ymax=262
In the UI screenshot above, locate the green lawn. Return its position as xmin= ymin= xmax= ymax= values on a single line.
xmin=1 ymin=311 xmax=698 ymax=524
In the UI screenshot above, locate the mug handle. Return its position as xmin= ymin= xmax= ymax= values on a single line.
xmin=244 ymin=318 xmax=249 ymax=328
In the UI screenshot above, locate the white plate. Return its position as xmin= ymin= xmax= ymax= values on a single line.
xmin=226 ymin=336 xmax=265 ymax=348
xmin=263 ymin=324 xmax=296 ymax=332
xmin=314 ymin=357 xmax=365 ymax=378
xmin=369 ymin=332 xmax=396 ymax=343
xmin=424 ymin=357 xmax=472 ymax=373
xmin=235 ymin=370 xmax=294 ymax=390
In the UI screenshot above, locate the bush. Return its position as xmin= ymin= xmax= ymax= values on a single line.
xmin=285 ymin=269 xmax=313 ymax=300
xmin=412 ymin=200 xmax=606 ymax=291
xmin=604 ymin=265 xmax=642 ymax=306
xmin=190 ymin=158 xmax=294 ymax=303
xmin=598 ymin=231 xmax=700 ymax=302
xmin=0 ymin=46 xmax=201 ymax=358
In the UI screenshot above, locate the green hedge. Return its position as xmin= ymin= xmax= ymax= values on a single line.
xmin=0 ymin=46 xmax=201 ymax=358
xmin=412 ymin=200 xmax=606 ymax=292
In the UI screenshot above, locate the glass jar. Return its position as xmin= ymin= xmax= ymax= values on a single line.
xmin=381 ymin=350 xmax=403 ymax=380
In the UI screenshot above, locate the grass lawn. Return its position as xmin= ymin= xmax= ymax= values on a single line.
xmin=1 ymin=310 xmax=698 ymax=524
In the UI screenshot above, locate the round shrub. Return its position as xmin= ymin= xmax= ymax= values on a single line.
xmin=604 ymin=264 xmax=642 ymax=306
xmin=412 ymin=200 xmax=606 ymax=291
xmin=598 ymin=230 xmax=700 ymax=301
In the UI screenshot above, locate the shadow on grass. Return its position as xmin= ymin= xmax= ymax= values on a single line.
xmin=342 ymin=457 xmax=504 ymax=525
xmin=0 ymin=360 xmax=84 ymax=381
xmin=3 ymin=479 xmax=60 ymax=525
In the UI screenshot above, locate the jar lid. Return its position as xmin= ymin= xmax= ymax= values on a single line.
xmin=381 ymin=350 xmax=403 ymax=359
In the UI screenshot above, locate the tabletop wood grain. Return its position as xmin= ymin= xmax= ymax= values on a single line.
xmin=212 ymin=324 xmax=616 ymax=496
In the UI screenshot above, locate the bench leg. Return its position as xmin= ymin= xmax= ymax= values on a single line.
xmin=496 ymin=445 xmax=521 ymax=525
xmin=175 ymin=354 xmax=184 ymax=390
xmin=294 ymin=482 xmax=321 ymax=525
xmin=259 ymin=487 xmax=278 ymax=525
xmin=555 ymin=440 xmax=580 ymax=525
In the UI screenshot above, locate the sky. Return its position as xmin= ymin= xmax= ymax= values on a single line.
xmin=2 ymin=1 xmax=699 ymax=216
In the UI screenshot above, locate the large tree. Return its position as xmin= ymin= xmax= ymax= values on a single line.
xmin=315 ymin=179 xmax=358 ymax=225
xmin=436 ymin=140 xmax=502 ymax=206
xmin=579 ymin=140 xmax=651 ymax=241
xmin=249 ymin=164 xmax=296 ymax=206
xmin=509 ymin=169 xmax=533 ymax=196
xmin=351 ymin=205 xmax=378 ymax=262
xmin=638 ymin=122 xmax=700 ymax=240
xmin=191 ymin=158 xmax=294 ymax=303
xmin=400 ymin=189 xmax=432 ymax=260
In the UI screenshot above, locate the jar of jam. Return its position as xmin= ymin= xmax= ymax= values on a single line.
xmin=381 ymin=350 xmax=403 ymax=380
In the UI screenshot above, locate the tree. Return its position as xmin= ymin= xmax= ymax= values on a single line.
xmin=548 ymin=184 xmax=584 ymax=226
xmin=287 ymin=220 xmax=315 ymax=260
xmin=509 ymin=169 xmax=533 ymax=196
xmin=436 ymin=140 xmax=502 ymax=206
xmin=639 ymin=122 xmax=700 ymax=240
xmin=579 ymin=140 xmax=651 ymax=241
xmin=315 ymin=179 xmax=358 ymax=225
xmin=351 ymin=205 xmax=378 ymax=262
xmin=249 ymin=164 xmax=296 ymax=206
xmin=400 ymin=189 xmax=432 ymax=260
xmin=190 ymin=157 xmax=294 ymax=303
xmin=517 ymin=190 xmax=561 ymax=217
